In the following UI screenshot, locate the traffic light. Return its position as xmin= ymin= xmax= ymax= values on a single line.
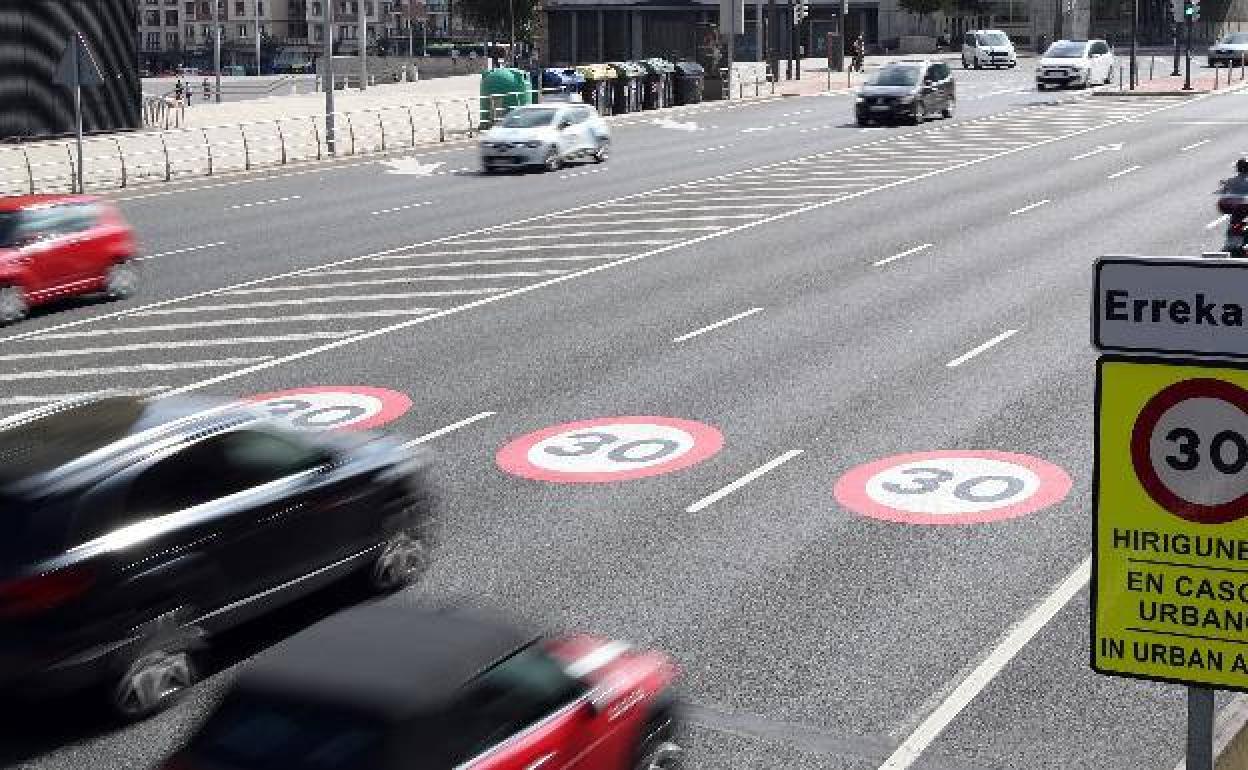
xmin=794 ymin=0 xmax=808 ymax=24
xmin=1183 ymin=0 xmax=1200 ymax=19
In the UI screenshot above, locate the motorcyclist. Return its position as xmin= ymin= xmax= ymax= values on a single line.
xmin=1220 ymin=158 xmax=1248 ymax=220
xmin=850 ymin=35 xmax=865 ymax=73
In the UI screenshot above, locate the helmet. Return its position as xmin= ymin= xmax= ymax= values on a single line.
xmin=1239 ymin=158 xmax=1248 ymax=174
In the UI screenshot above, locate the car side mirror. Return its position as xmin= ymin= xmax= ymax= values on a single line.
xmin=558 ymin=120 xmax=572 ymax=130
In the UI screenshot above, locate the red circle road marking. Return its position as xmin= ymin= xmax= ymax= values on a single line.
xmin=497 ymin=416 xmax=724 ymax=483
xmin=244 ymin=386 xmax=412 ymax=432
xmin=1131 ymin=378 xmax=1248 ymax=525
xmin=834 ymin=450 xmax=1072 ymax=525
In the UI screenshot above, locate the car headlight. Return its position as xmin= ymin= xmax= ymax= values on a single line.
xmin=855 ymin=95 xmax=864 ymax=103
xmin=898 ymin=95 xmax=915 ymax=103
xmin=523 ymin=141 xmax=541 ymax=148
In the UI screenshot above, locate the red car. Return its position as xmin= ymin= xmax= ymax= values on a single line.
xmin=0 ymin=194 xmax=140 ymax=324
xmin=164 ymin=602 xmax=684 ymax=770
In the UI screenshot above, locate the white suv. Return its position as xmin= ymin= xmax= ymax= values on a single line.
xmin=1036 ymin=39 xmax=1116 ymax=89
xmin=962 ymin=30 xmax=1017 ymax=69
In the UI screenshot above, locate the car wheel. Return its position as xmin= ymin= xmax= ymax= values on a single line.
xmin=543 ymin=148 xmax=563 ymax=172
xmin=105 ymin=260 xmax=139 ymax=300
xmin=593 ymin=139 xmax=609 ymax=163
xmin=110 ymin=647 xmax=197 ymax=721
xmin=962 ymin=56 xmax=969 ymax=69
xmin=0 ymin=286 xmax=27 ymax=325
xmin=368 ymin=528 xmax=430 ymax=592
xmin=910 ymin=103 xmax=923 ymax=125
xmin=633 ymin=703 xmax=684 ymax=770
xmin=942 ymin=100 xmax=954 ymax=119
xmin=973 ymin=58 xmax=981 ymax=69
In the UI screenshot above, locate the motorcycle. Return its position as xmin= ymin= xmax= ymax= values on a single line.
xmin=1217 ymin=189 xmax=1248 ymax=257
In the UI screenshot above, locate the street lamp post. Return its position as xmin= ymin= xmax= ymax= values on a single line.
xmin=1129 ymin=0 xmax=1137 ymax=88
xmin=325 ymin=0 xmax=336 ymax=152
xmin=509 ymin=0 xmax=515 ymax=67
xmin=254 ymin=0 xmax=262 ymax=75
xmin=359 ymin=1 xmax=368 ymax=89
xmin=213 ymin=0 xmax=221 ymax=101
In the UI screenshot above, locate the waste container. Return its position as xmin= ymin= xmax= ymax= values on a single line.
xmin=575 ymin=63 xmax=617 ymax=115
xmin=478 ymin=67 xmax=533 ymax=129
xmin=640 ymin=58 xmax=675 ymax=109
xmin=541 ymin=67 xmax=585 ymax=101
xmin=607 ymin=61 xmax=646 ymax=114
xmin=673 ymin=61 xmax=705 ymax=105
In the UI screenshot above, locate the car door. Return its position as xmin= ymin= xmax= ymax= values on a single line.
xmin=12 ymin=206 xmax=75 ymax=298
xmin=554 ymin=108 xmax=578 ymax=158
xmin=921 ymin=65 xmax=939 ymax=113
xmin=933 ymin=62 xmax=953 ymax=107
xmin=455 ymin=646 xmax=616 ymax=770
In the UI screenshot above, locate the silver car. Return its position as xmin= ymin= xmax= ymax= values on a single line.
xmin=1209 ymin=32 xmax=1248 ymax=67
xmin=479 ymin=103 xmax=610 ymax=173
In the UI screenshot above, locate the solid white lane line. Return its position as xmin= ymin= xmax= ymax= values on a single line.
xmin=322 ymin=261 xmax=599 ymax=275
xmin=873 ymin=243 xmax=933 ymax=267
xmin=1180 ymin=138 xmax=1211 ymax=151
xmin=138 ymin=241 xmax=226 ymax=261
xmin=227 ymin=195 xmax=301 ymax=210
xmin=946 ymin=329 xmax=1019 ymax=368
xmin=370 ymin=201 xmax=433 ymax=215
xmin=563 ymin=205 xmax=792 ymax=216
xmin=222 ymin=280 xmax=509 ymax=295
xmin=1107 ymin=165 xmax=1142 ymax=179
xmin=144 ymin=98 xmax=1194 ymax=401
xmin=32 ymin=310 xmax=438 ymax=339
xmin=0 ymin=332 xmax=356 ymax=361
xmin=1009 ymin=199 xmax=1050 ymax=216
xmin=376 ymin=244 xmax=648 ymax=258
xmin=673 ymin=308 xmax=763 ymax=343
xmin=1068 ymin=147 xmax=1108 ymax=161
xmin=311 ymin=267 xmax=571 ymax=279
xmin=0 ymin=387 xmax=171 ymax=407
xmin=686 ymin=450 xmax=804 ymax=513
xmin=136 ymin=293 xmax=484 ymax=315
xmin=400 ymin=411 xmax=497 ymax=448
xmin=0 ymin=357 xmax=270 ymax=382
xmin=878 ymin=558 xmax=1091 ymax=770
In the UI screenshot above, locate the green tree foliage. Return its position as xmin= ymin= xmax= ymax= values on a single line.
xmin=456 ymin=0 xmax=536 ymax=37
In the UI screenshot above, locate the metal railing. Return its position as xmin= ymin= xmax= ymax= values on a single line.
xmin=1 ymin=83 xmax=777 ymax=196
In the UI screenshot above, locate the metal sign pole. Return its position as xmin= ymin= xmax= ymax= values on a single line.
xmin=1187 ymin=687 xmax=1215 ymax=770
xmin=1129 ymin=0 xmax=1137 ymax=88
xmin=1184 ymin=14 xmax=1193 ymax=90
xmin=359 ymin=1 xmax=368 ymax=89
xmin=72 ymin=38 xmax=83 ymax=194
xmin=213 ymin=0 xmax=222 ymax=102
xmin=325 ymin=0 xmax=336 ymax=153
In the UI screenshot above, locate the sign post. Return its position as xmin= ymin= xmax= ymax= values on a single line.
xmin=1088 ymin=254 xmax=1248 ymax=770
xmin=54 ymin=32 xmax=104 ymax=195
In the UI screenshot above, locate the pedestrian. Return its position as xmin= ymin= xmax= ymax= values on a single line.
xmin=184 ymin=78 xmax=192 ymax=106
xmin=851 ymin=35 xmax=865 ymax=73
xmin=202 ymin=77 xmax=210 ymax=102
xmin=174 ymin=77 xmax=184 ymax=106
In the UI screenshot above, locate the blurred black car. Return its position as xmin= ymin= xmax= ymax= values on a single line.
xmin=855 ymin=60 xmax=956 ymax=126
xmin=0 ymin=395 xmax=435 ymax=721
xmin=165 ymin=602 xmax=683 ymax=770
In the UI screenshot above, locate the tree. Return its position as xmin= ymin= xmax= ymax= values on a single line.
xmin=455 ymin=0 xmax=537 ymax=40
xmin=899 ymin=0 xmax=943 ymax=34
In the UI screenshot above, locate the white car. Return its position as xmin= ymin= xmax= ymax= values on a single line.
xmin=1036 ymin=39 xmax=1116 ymax=89
xmin=479 ymin=104 xmax=610 ymax=173
xmin=961 ymin=30 xmax=1017 ymax=69
xmin=1209 ymin=32 xmax=1248 ymax=67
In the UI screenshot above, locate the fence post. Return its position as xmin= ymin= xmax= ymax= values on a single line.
xmin=1149 ymin=55 xmax=1155 ymax=79
xmin=115 ymin=138 xmax=126 ymax=188
xmin=377 ymin=110 xmax=386 ymax=151
xmin=160 ymin=133 xmax=171 ymax=181
xmin=22 ymin=147 xmax=34 ymax=194
xmin=346 ymin=113 xmax=356 ymax=156
xmin=65 ymin=144 xmax=76 ymax=192
xmin=275 ymin=120 xmax=287 ymax=165
xmin=241 ymin=125 xmax=251 ymax=170
xmin=436 ymin=102 xmax=446 ymax=142
xmin=203 ymin=129 xmax=215 ymax=175
xmin=311 ymin=117 xmax=322 ymax=161
xmin=406 ymin=106 xmax=416 ymax=146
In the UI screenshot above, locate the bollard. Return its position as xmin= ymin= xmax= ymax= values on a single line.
xmin=22 ymin=147 xmax=33 ymax=194
xmin=203 ymin=128 xmax=213 ymax=175
xmin=114 ymin=138 xmax=126 ymax=188
xmin=1150 ymin=55 xmax=1155 ymax=79
xmin=311 ymin=116 xmax=322 ymax=161
xmin=241 ymin=125 xmax=251 ymax=170
xmin=275 ymin=120 xmax=287 ymax=165
xmin=1215 ymin=65 xmax=1220 ymax=89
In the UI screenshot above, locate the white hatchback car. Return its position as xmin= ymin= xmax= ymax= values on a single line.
xmin=961 ymin=30 xmax=1017 ymax=69
xmin=1036 ymin=39 xmax=1116 ymax=89
xmin=480 ymin=104 xmax=610 ymax=173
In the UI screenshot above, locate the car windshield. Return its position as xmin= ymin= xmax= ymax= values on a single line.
xmin=977 ymin=32 xmax=1009 ymax=46
xmin=1223 ymin=33 xmax=1248 ymax=44
xmin=1045 ymin=42 xmax=1088 ymax=58
xmin=500 ymin=108 xmax=557 ymax=128
xmin=188 ymin=697 xmax=387 ymax=770
xmin=0 ymin=212 xmax=18 ymax=248
xmin=872 ymin=66 xmax=920 ymax=86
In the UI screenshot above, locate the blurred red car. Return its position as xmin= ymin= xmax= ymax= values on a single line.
xmin=165 ymin=602 xmax=684 ymax=770
xmin=0 ymin=194 xmax=140 ymax=324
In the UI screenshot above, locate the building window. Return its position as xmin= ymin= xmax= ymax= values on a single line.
xmin=166 ymin=31 xmax=179 ymax=47
xmin=145 ymin=31 xmax=162 ymax=48
xmin=312 ymin=1 xmax=322 ymax=14
xmin=257 ymin=0 xmax=265 ymax=14
xmin=166 ymin=10 xmax=178 ymax=24
xmin=239 ymin=23 xmax=248 ymax=35
xmin=315 ymin=26 xmax=324 ymax=40
xmin=339 ymin=24 xmax=349 ymax=38
xmin=145 ymin=10 xmax=161 ymax=25
xmin=185 ymin=2 xmax=195 ymax=16
xmin=235 ymin=0 xmax=244 ymax=13
xmin=364 ymin=1 xmax=372 ymax=14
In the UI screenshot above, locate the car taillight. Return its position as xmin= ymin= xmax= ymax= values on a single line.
xmin=1233 ymin=221 xmax=1246 ymax=234
xmin=0 ymin=567 xmax=95 ymax=618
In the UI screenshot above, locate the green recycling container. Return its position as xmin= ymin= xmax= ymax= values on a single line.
xmin=479 ymin=68 xmax=533 ymax=129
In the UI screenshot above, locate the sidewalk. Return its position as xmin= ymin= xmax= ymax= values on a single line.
xmin=1096 ymin=63 xmax=1248 ymax=94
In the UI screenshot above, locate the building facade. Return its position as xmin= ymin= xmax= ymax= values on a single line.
xmin=1 ymin=0 xmax=141 ymax=140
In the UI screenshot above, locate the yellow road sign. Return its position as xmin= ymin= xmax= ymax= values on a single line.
xmin=1095 ymin=356 xmax=1248 ymax=690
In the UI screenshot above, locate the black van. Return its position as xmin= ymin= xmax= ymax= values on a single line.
xmin=855 ymin=59 xmax=956 ymax=126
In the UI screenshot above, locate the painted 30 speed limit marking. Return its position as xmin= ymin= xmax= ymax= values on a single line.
xmin=497 ymin=416 xmax=724 ymax=483
xmin=1130 ymin=378 xmax=1248 ymax=524
xmin=834 ymin=450 xmax=1072 ymax=525
xmin=245 ymin=386 xmax=412 ymax=432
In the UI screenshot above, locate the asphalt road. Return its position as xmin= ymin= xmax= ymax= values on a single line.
xmin=3 ymin=62 xmax=1248 ymax=769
